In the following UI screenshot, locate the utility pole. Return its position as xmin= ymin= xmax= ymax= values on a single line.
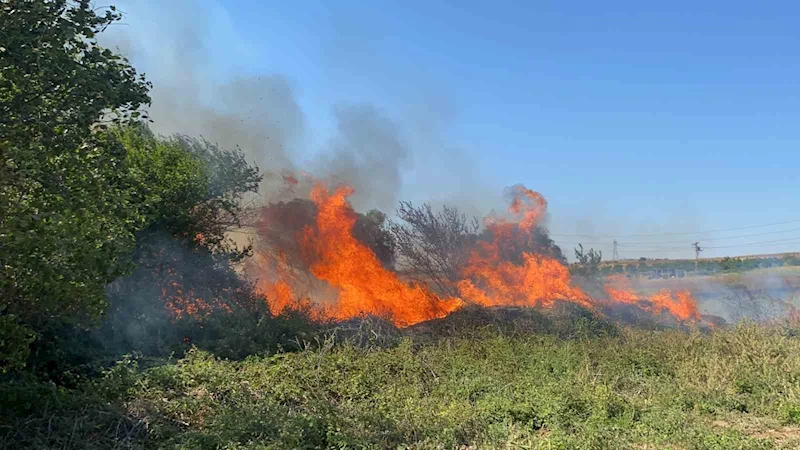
xmin=693 ymin=242 xmax=703 ymax=272
xmin=612 ymin=239 xmax=619 ymax=261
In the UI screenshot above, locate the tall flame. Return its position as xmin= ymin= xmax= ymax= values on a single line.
xmin=457 ymin=253 xmax=591 ymax=308
xmin=286 ymin=182 xmax=461 ymax=327
xmin=456 ymin=185 xmax=591 ymax=308
xmin=251 ymin=179 xmax=705 ymax=327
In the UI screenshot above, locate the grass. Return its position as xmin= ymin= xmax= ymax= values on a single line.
xmin=4 ymin=318 xmax=800 ymax=449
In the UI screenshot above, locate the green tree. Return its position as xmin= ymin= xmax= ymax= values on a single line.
xmin=783 ymin=255 xmax=800 ymax=266
xmin=572 ymin=244 xmax=603 ymax=277
xmin=0 ymin=1 xmax=150 ymax=371
xmin=117 ymin=126 xmax=260 ymax=254
xmin=719 ymin=257 xmax=741 ymax=273
xmin=28 ymin=125 xmax=265 ymax=377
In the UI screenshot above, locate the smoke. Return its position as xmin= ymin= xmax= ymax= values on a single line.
xmin=101 ymin=1 xmax=303 ymax=200
xmin=99 ymin=0 xmax=474 ymax=215
xmin=148 ymin=74 xmax=304 ymax=175
xmin=312 ymin=104 xmax=411 ymax=211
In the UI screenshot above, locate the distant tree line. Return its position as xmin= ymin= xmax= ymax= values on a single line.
xmin=596 ymin=255 xmax=800 ymax=278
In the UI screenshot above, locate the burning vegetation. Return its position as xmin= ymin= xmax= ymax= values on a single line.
xmin=243 ymin=176 xmax=704 ymax=328
xmin=603 ymin=275 xmax=701 ymax=322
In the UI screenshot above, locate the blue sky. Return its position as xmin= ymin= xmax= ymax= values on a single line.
xmin=107 ymin=0 xmax=800 ymax=260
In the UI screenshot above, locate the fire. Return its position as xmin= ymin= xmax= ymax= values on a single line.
xmin=261 ymin=278 xmax=296 ymax=315
xmin=603 ymin=275 xmax=701 ymax=321
xmin=649 ymin=289 xmax=701 ymax=321
xmin=252 ymin=249 xmax=306 ymax=316
xmin=260 ymin=182 xmax=462 ymax=327
xmin=250 ymin=178 xmax=703 ymax=327
xmin=457 ymin=253 xmax=591 ymax=308
xmin=456 ymin=185 xmax=591 ymax=308
xmin=507 ymin=185 xmax=547 ymax=231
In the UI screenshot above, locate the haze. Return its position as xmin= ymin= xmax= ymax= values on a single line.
xmin=102 ymin=0 xmax=800 ymax=260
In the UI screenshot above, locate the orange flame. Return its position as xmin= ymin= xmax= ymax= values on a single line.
xmin=508 ymin=185 xmax=547 ymax=231
xmin=457 ymin=253 xmax=591 ymax=308
xmin=253 ymin=179 xmax=704 ymax=327
xmin=455 ymin=184 xmax=592 ymax=309
xmin=262 ymin=278 xmax=296 ymax=315
xmin=649 ymin=289 xmax=701 ymax=321
xmin=603 ymin=275 xmax=701 ymax=321
xmin=260 ymin=182 xmax=462 ymax=327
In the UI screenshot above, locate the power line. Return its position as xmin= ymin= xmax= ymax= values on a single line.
xmin=233 ymin=219 xmax=800 ymax=255
xmin=605 ymin=226 xmax=800 ymax=245
xmin=704 ymin=237 xmax=800 ymax=249
xmin=549 ymin=218 xmax=800 ymax=238
xmin=565 ymin=237 xmax=800 ymax=252
xmin=615 ymin=239 xmax=800 ymax=253
xmin=555 ymin=227 xmax=800 ymax=250
xmin=617 ymin=250 xmax=692 ymax=253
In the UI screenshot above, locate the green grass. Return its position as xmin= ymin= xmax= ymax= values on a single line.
xmin=4 ymin=321 xmax=800 ymax=449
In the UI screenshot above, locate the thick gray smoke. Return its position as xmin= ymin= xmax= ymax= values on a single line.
xmin=313 ymin=104 xmax=411 ymax=211
xmin=101 ymin=1 xmax=303 ymax=201
xmin=148 ymin=75 xmax=304 ymax=175
xmin=99 ymin=0 xmax=442 ymax=213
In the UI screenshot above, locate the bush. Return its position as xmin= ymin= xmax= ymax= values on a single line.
xmin=0 ymin=314 xmax=35 ymax=373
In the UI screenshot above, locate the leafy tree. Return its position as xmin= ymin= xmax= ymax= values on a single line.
xmin=117 ymin=126 xmax=260 ymax=254
xmin=719 ymin=257 xmax=741 ymax=273
xmin=28 ymin=124 xmax=266 ymax=377
xmin=572 ymin=244 xmax=602 ymax=277
xmin=0 ymin=1 xmax=150 ymax=371
xmin=783 ymin=255 xmax=800 ymax=266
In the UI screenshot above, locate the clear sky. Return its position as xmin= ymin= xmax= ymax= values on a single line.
xmin=106 ymin=0 xmax=800 ymax=260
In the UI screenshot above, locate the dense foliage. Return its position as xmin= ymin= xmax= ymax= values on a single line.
xmin=23 ymin=125 xmax=276 ymax=380
xmin=0 ymin=0 xmax=150 ymax=371
xmin=0 ymin=1 xmax=273 ymax=375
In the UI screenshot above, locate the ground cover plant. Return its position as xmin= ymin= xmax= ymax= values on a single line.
xmin=4 ymin=313 xmax=800 ymax=450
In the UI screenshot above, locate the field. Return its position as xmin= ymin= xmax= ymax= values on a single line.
xmin=4 ymin=309 xmax=800 ymax=450
xmin=634 ymin=267 xmax=800 ymax=294
xmin=618 ymin=267 xmax=800 ymax=321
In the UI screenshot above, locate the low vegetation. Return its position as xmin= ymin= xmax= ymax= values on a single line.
xmin=4 ymin=318 xmax=800 ymax=449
